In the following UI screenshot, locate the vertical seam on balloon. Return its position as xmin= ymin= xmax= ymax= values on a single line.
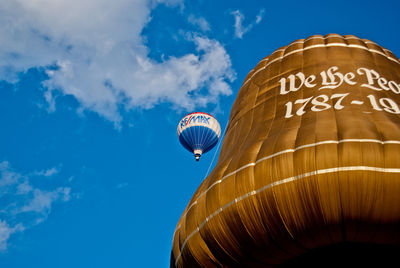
xmin=199 ymin=125 xmax=204 ymax=150
xmin=175 ymin=165 xmax=400 ymax=266
xmin=200 ymin=127 xmax=208 ymax=152
xmin=174 ymin=139 xmax=400 ymax=232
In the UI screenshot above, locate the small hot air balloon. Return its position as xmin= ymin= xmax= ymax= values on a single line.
xmin=177 ymin=112 xmax=221 ymax=161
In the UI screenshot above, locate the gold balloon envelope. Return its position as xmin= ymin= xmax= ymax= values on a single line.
xmin=171 ymin=34 xmax=400 ymax=267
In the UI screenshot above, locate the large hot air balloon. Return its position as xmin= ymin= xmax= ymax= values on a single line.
xmin=177 ymin=112 xmax=221 ymax=161
xmin=171 ymin=34 xmax=400 ymax=267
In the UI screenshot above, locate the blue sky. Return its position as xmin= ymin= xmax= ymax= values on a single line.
xmin=0 ymin=0 xmax=399 ymax=267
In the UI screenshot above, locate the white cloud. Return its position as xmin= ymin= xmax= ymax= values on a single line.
xmin=188 ymin=15 xmax=211 ymax=32
xmin=231 ymin=9 xmax=265 ymax=39
xmin=255 ymin=9 xmax=265 ymax=24
xmin=0 ymin=0 xmax=235 ymax=125
xmin=0 ymin=221 xmax=23 ymax=251
xmin=0 ymin=221 xmax=13 ymax=251
xmin=0 ymin=161 xmax=71 ymax=251
xmin=0 ymin=162 xmax=21 ymax=187
xmin=21 ymin=187 xmax=70 ymax=214
xmin=16 ymin=180 xmax=33 ymax=194
xmin=32 ymin=167 xmax=59 ymax=177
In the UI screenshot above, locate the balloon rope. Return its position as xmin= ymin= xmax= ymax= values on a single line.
xmin=204 ymin=119 xmax=229 ymax=178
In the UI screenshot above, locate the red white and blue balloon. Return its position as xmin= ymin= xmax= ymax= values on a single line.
xmin=177 ymin=112 xmax=221 ymax=161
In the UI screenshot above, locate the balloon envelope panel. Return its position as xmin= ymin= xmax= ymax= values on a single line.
xmin=178 ymin=126 xmax=219 ymax=154
xmin=171 ymin=34 xmax=400 ymax=267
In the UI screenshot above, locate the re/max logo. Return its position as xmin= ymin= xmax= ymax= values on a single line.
xmin=180 ymin=115 xmax=211 ymax=127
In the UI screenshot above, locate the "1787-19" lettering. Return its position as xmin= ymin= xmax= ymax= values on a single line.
xmin=284 ymin=94 xmax=400 ymax=118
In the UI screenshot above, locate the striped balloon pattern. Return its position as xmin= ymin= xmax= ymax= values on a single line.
xmin=171 ymin=34 xmax=400 ymax=267
xmin=177 ymin=112 xmax=221 ymax=161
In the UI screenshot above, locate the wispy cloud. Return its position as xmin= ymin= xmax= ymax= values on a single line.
xmin=0 ymin=161 xmax=71 ymax=251
xmin=31 ymin=167 xmax=59 ymax=177
xmin=0 ymin=0 xmax=235 ymax=126
xmin=21 ymin=187 xmax=70 ymax=213
xmin=0 ymin=221 xmax=23 ymax=251
xmin=188 ymin=14 xmax=211 ymax=32
xmin=231 ymin=9 xmax=265 ymax=39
